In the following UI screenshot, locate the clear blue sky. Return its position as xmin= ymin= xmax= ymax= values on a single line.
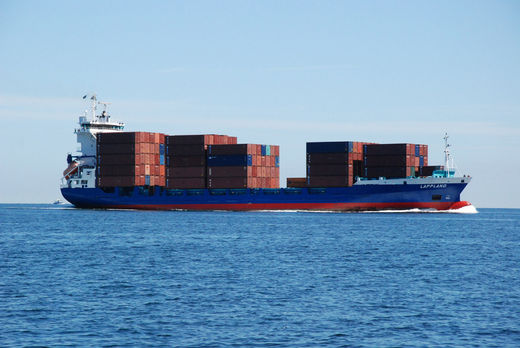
xmin=1 ymin=1 xmax=519 ymax=207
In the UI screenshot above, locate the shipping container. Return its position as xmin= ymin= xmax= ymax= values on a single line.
xmin=166 ymin=177 xmax=206 ymax=189
xmin=306 ymin=141 xmax=353 ymax=154
xmin=363 ymin=155 xmax=410 ymax=167
xmin=98 ymin=164 xmax=144 ymax=177
xmin=421 ymin=165 xmax=444 ymax=177
xmin=165 ymin=155 xmax=206 ymax=167
xmin=98 ymin=175 xmax=146 ymax=187
xmin=97 ymin=132 xmax=149 ymax=144
xmin=306 ymin=153 xmax=350 ymax=165
xmin=307 ymin=164 xmax=351 ymax=176
xmin=97 ymin=154 xmax=145 ymax=165
xmin=287 ymin=177 xmax=307 ymax=188
xmin=165 ymin=134 xmax=238 ymax=145
xmin=207 ymin=155 xmax=253 ymax=167
xmin=365 ymin=144 xmax=413 ymax=156
xmin=97 ymin=143 xmax=140 ymax=154
xmin=166 ymin=144 xmax=206 ymax=156
xmin=207 ymin=177 xmax=249 ymax=189
xmin=166 ymin=166 xmax=206 ymax=178
xmin=207 ymin=144 xmax=253 ymax=155
xmin=207 ymin=166 xmax=251 ymax=177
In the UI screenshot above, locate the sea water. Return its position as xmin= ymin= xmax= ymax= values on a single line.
xmin=0 ymin=205 xmax=519 ymax=347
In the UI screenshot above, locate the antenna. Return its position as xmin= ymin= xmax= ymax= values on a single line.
xmin=89 ymin=93 xmax=97 ymax=120
xmin=443 ymin=132 xmax=451 ymax=176
xmin=98 ymin=101 xmax=111 ymax=112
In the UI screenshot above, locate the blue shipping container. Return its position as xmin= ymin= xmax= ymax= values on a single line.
xmin=419 ymin=156 xmax=424 ymax=167
xmin=261 ymin=145 xmax=267 ymax=156
xmin=306 ymin=142 xmax=353 ymax=154
xmin=145 ymin=175 xmax=150 ymax=186
xmin=160 ymin=144 xmax=165 ymax=155
xmin=275 ymin=156 xmax=280 ymax=168
xmin=160 ymin=155 xmax=165 ymax=165
xmin=207 ymin=155 xmax=252 ymax=167
xmin=415 ymin=145 xmax=420 ymax=157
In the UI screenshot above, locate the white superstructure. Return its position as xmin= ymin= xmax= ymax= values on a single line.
xmin=61 ymin=94 xmax=124 ymax=189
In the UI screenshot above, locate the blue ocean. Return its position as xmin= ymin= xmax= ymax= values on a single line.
xmin=1 ymin=205 xmax=519 ymax=347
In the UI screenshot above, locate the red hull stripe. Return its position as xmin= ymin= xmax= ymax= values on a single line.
xmin=106 ymin=201 xmax=457 ymax=211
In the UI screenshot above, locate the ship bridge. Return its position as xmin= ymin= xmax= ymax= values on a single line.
xmin=74 ymin=95 xmax=125 ymax=159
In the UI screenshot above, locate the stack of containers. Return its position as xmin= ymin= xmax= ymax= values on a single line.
xmin=416 ymin=144 xmax=429 ymax=176
xmin=207 ymin=144 xmax=280 ymax=188
xmin=364 ymin=143 xmax=428 ymax=178
xmin=97 ymin=132 xmax=166 ymax=187
xmin=306 ymin=141 xmax=365 ymax=187
xmin=165 ymin=134 xmax=237 ymax=189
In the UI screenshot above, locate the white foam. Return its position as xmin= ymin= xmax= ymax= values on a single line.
xmin=446 ymin=204 xmax=479 ymax=214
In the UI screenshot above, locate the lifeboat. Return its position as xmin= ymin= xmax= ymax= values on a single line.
xmin=63 ymin=161 xmax=79 ymax=179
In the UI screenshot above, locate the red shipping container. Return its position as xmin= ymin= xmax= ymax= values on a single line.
xmin=166 ymin=144 xmax=206 ymax=156
xmin=207 ymin=177 xmax=248 ymax=189
xmin=167 ymin=166 xmax=206 ymax=178
xmin=207 ymin=166 xmax=250 ymax=177
xmin=166 ymin=177 xmax=206 ymax=189
xmin=98 ymin=176 xmax=139 ymax=187
xmin=207 ymin=144 xmax=254 ymax=155
xmin=98 ymin=164 xmax=144 ymax=177
xmin=287 ymin=177 xmax=306 ymax=188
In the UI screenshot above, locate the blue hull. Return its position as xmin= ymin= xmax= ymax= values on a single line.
xmin=61 ymin=183 xmax=468 ymax=211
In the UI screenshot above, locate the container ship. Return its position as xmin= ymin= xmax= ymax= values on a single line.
xmin=60 ymin=95 xmax=472 ymax=211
